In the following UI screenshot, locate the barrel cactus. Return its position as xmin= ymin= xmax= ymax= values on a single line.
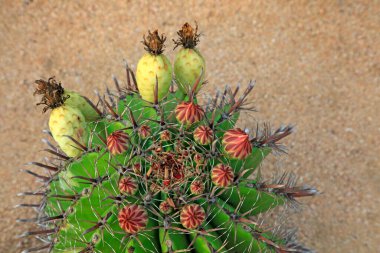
xmin=18 ymin=23 xmax=318 ymax=253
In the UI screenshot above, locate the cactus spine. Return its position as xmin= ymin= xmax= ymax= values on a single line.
xmin=19 ymin=24 xmax=318 ymax=253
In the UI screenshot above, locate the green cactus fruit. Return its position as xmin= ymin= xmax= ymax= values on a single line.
xmin=173 ymin=22 xmax=205 ymax=94
xmin=21 ymin=28 xmax=318 ymax=253
xmin=64 ymin=90 xmax=100 ymax=121
xmin=136 ymin=30 xmax=172 ymax=103
xmin=174 ymin=48 xmax=205 ymax=94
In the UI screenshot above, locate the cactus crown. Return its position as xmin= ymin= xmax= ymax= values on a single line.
xmin=34 ymin=77 xmax=69 ymax=112
xmin=142 ymin=30 xmax=166 ymax=55
xmin=173 ymin=22 xmax=200 ymax=49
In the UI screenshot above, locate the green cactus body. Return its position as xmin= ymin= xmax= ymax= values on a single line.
xmin=22 ymin=26 xmax=317 ymax=253
xmin=136 ymin=53 xmax=172 ymax=103
xmin=48 ymin=105 xmax=87 ymax=157
xmin=189 ymin=232 xmax=212 ymax=253
xmin=174 ymin=48 xmax=205 ymax=93
xmin=64 ymin=90 xmax=99 ymax=121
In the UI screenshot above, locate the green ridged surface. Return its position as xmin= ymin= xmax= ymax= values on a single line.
xmin=31 ymin=85 xmax=299 ymax=253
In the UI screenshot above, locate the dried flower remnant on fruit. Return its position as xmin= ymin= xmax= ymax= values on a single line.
xmin=34 ymin=77 xmax=69 ymax=112
xmin=173 ymin=22 xmax=201 ymax=49
xmin=142 ymin=30 xmax=166 ymax=55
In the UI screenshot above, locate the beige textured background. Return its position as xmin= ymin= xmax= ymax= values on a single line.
xmin=1 ymin=1 xmax=379 ymax=252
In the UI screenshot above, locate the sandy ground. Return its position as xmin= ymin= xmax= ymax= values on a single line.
xmin=0 ymin=1 xmax=379 ymax=252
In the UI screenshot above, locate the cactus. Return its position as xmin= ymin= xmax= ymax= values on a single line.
xmin=19 ymin=25 xmax=318 ymax=253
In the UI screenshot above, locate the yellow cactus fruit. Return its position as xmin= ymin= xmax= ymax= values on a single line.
xmin=136 ymin=30 xmax=172 ymax=103
xmin=34 ymin=78 xmax=88 ymax=157
xmin=49 ymin=105 xmax=87 ymax=157
xmin=136 ymin=53 xmax=172 ymax=103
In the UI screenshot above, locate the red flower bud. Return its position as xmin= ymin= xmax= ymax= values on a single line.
xmin=211 ymin=163 xmax=234 ymax=187
xmin=118 ymin=204 xmax=148 ymax=234
xmin=175 ymin=101 xmax=204 ymax=125
xmin=180 ymin=204 xmax=205 ymax=229
xmin=133 ymin=163 xmax=141 ymax=174
xmin=222 ymin=128 xmax=252 ymax=160
xmin=194 ymin=153 xmax=204 ymax=164
xmin=163 ymin=179 xmax=170 ymax=187
xmin=119 ymin=176 xmax=138 ymax=195
xmin=138 ymin=125 xmax=151 ymax=139
xmin=107 ymin=130 xmax=129 ymax=155
xmin=193 ymin=125 xmax=213 ymax=145
xmin=160 ymin=130 xmax=171 ymax=141
xmin=159 ymin=199 xmax=173 ymax=214
xmin=190 ymin=180 xmax=205 ymax=195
